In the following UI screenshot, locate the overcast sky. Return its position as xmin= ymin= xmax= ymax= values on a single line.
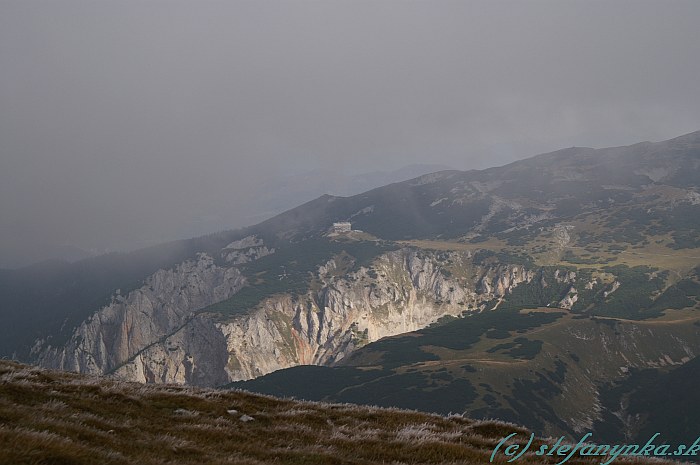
xmin=1 ymin=0 xmax=700 ymax=266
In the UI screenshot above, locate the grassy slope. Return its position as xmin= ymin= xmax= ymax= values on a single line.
xmin=0 ymin=361 xmax=670 ymax=465
xmin=234 ymin=306 xmax=700 ymax=435
xmin=233 ymin=233 xmax=700 ymax=438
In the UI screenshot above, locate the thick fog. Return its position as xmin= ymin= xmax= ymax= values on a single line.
xmin=1 ymin=0 xmax=699 ymax=267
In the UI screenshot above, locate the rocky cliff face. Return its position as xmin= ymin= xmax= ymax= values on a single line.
xmin=37 ymin=253 xmax=245 ymax=376
xmin=38 ymin=245 xmax=537 ymax=387
xmin=111 ymin=248 xmax=536 ymax=386
xmin=221 ymin=235 xmax=275 ymax=264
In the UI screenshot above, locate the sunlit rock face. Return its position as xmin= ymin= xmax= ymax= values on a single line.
xmin=39 ymin=239 xmax=541 ymax=387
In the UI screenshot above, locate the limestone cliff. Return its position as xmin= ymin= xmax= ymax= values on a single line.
xmin=111 ymin=248 xmax=535 ymax=386
xmin=37 ymin=239 xmax=544 ymax=387
xmin=37 ymin=253 xmax=245 ymax=375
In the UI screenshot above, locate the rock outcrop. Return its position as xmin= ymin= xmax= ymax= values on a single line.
xmin=111 ymin=249 xmax=536 ymax=386
xmin=221 ymin=235 xmax=275 ymax=264
xmin=39 ymin=247 xmax=539 ymax=387
xmin=37 ymin=253 xmax=245 ymax=376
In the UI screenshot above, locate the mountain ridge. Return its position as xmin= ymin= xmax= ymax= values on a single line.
xmin=1 ymin=130 xmax=699 ymax=445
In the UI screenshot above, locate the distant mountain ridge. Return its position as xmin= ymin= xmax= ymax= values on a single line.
xmin=246 ymin=163 xmax=453 ymax=223
xmin=0 ymin=163 xmax=450 ymax=269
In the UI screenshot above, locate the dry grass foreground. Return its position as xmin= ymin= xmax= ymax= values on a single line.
xmin=0 ymin=361 xmax=675 ymax=465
